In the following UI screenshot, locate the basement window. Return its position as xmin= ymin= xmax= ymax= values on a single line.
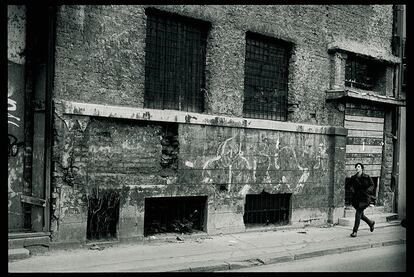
xmin=144 ymin=196 xmax=207 ymax=236
xmin=243 ymin=191 xmax=291 ymax=226
xmin=87 ymin=188 xmax=120 ymax=241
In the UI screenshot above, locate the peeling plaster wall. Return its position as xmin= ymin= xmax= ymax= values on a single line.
xmin=178 ymin=124 xmax=332 ymax=233
xmin=50 ymin=5 xmax=395 ymax=242
xmin=51 ymin=115 xmax=166 ymax=241
xmin=54 ymin=5 xmax=394 ymax=126
xmin=51 ymin=111 xmax=340 ymax=241
xmin=54 ymin=5 xmax=146 ymax=107
xmin=8 ymin=5 xmax=26 ymax=231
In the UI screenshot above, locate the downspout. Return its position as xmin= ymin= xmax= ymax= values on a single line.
xmin=391 ymin=5 xmax=404 ymax=214
xmin=44 ymin=5 xmax=57 ymax=232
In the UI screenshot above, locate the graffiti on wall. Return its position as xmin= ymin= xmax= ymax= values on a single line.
xmin=202 ymin=135 xmax=251 ymax=192
xmin=8 ymin=168 xmax=18 ymax=211
xmin=200 ymin=131 xmax=327 ymax=195
xmin=8 ymin=87 xmax=24 ymax=157
xmin=8 ymin=134 xmax=24 ymax=157
xmin=8 ymin=98 xmax=21 ymax=128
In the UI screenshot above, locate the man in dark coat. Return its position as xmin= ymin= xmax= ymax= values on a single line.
xmin=349 ymin=163 xmax=376 ymax=237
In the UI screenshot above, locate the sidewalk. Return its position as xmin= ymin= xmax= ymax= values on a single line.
xmin=8 ymin=222 xmax=406 ymax=272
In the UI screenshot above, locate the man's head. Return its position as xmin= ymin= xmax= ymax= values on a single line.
xmin=355 ymin=163 xmax=364 ymax=174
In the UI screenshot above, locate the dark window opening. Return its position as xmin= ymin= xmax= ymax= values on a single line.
xmin=144 ymin=8 xmax=209 ymax=113
xmin=345 ymin=54 xmax=385 ymax=92
xmin=345 ymin=177 xmax=378 ymax=206
xmin=144 ymin=196 xmax=207 ymax=236
xmin=87 ymin=188 xmax=120 ymax=241
xmin=160 ymin=123 xmax=179 ymax=175
xmin=243 ymin=191 xmax=291 ymax=226
xmin=243 ymin=32 xmax=291 ymax=121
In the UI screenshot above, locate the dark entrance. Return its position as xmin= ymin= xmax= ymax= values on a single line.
xmin=243 ymin=191 xmax=291 ymax=226
xmin=144 ymin=196 xmax=207 ymax=236
xmin=8 ymin=5 xmax=55 ymax=233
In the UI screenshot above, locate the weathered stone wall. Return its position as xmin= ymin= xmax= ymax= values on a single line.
xmin=51 ymin=110 xmax=336 ymax=241
xmin=50 ymin=5 xmax=396 ymax=242
xmin=178 ymin=124 xmax=332 ymax=233
xmin=51 ymin=114 xmax=167 ymax=241
xmin=54 ymin=6 xmax=146 ymax=107
xmin=54 ymin=5 xmax=394 ymax=126
xmin=380 ymin=110 xmax=395 ymax=212
xmin=8 ymin=5 xmax=27 ymax=231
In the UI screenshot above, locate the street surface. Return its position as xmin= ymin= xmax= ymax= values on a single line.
xmin=224 ymin=244 xmax=406 ymax=272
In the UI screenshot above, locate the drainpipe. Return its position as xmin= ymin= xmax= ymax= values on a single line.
xmin=44 ymin=5 xmax=56 ymax=232
xmin=391 ymin=5 xmax=404 ymax=214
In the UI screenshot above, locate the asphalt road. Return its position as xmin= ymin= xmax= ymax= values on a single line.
xmin=224 ymin=244 xmax=406 ymax=272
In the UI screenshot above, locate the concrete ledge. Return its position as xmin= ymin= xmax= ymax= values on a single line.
xmin=58 ymin=100 xmax=346 ymax=135
xmin=326 ymin=89 xmax=406 ymax=107
xmin=327 ymin=41 xmax=401 ymax=64
xmin=8 ymin=248 xmax=30 ymax=261
xmin=9 ymin=236 xmax=50 ymax=249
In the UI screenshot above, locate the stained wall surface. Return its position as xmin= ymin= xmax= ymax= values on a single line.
xmin=8 ymin=5 xmax=27 ymax=231
xmin=49 ymin=5 xmax=396 ymax=242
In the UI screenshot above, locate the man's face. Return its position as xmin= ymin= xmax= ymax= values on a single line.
xmin=355 ymin=164 xmax=363 ymax=174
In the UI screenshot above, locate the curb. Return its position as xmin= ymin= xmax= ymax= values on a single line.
xmin=169 ymin=239 xmax=406 ymax=272
xmin=8 ymin=248 xmax=30 ymax=261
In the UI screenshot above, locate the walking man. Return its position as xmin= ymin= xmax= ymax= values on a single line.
xmin=349 ymin=163 xmax=376 ymax=237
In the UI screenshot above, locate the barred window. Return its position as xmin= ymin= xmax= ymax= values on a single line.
xmin=243 ymin=32 xmax=291 ymax=121
xmin=144 ymin=9 xmax=209 ymax=112
xmin=345 ymin=53 xmax=390 ymax=93
xmin=345 ymin=55 xmax=377 ymax=90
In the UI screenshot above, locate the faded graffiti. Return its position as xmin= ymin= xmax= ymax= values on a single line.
xmin=202 ymin=134 xmax=251 ymax=192
xmin=274 ymin=143 xmax=309 ymax=193
xmin=8 ymin=83 xmax=23 ymax=157
xmin=8 ymin=98 xmax=21 ymax=128
xmin=8 ymin=134 xmax=24 ymax=157
xmin=201 ymin=132 xmax=327 ymax=195
xmin=8 ymin=168 xmax=18 ymax=211
xmin=8 ymin=85 xmax=21 ymax=128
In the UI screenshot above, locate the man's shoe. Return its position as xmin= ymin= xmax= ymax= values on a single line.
xmin=350 ymin=232 xmax=357 ymax=237
xmin=370 ymin=221 xmax=375 ymax=232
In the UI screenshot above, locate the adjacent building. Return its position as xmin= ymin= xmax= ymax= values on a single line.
xmin=8 ymin=5 xmax=406 ymax=247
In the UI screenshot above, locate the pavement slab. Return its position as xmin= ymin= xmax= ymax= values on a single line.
xmin=8 ymin=224 xmax=406 ymax=272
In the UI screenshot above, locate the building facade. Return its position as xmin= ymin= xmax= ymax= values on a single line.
xmin=8 ymin=5 xmax=406 ymax=245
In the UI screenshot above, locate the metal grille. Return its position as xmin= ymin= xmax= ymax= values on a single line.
xmin=243 ymin=32 xmax=290 ymax=121
xmin=87 ymin=188 xmax=120 ymax=240
xmin=144 ymin=196 xmax=206 ymax=236
xmin=144 ymin=9 xmax=208 ymax=113
xmin=345 ymin=55 xmax=375 ymax=90
xmin=243 ymin=192 xmax=291 ymax=225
